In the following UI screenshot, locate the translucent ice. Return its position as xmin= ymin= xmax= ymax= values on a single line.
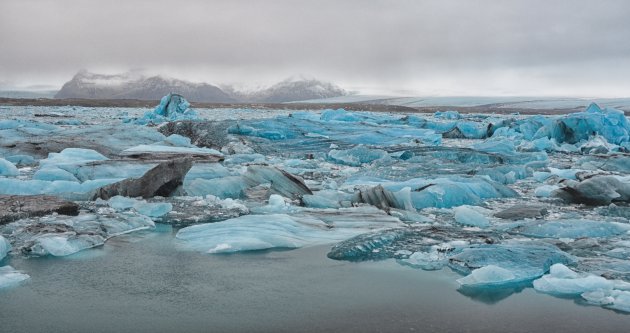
xmin=135 ymin=93 xmax=199 ymax=124
xmin=453 ymin=206 xmax=490 ymax=228
xmin=449 ymin=242 xmax=574 ymax=285
xmin=457 ymin=265 xmax=518 ymax=287
xmin=2 ymin=213 xmax=155 ymax=257
xmin=509 ymin=219 xmax=630 ymax=239
xmin=0 ymin=235 xmax=10 ymax=260
xmin=108 ymin=196 xmax=173 ymax=217
xmin=176 ymin=214 xmax=366 ymax=253
xmin=533 ymin=264 xmax=613 ymax=295
xmin=0 ymin=266 xmax=30 ymax=289
xmin=533 ymin=103 xmax=630 ymax=145
xmin=39 ymin=148 xmax=108 ymax=167
xmin=33 ymin=167 xmax=80 ymax=182
xmin=328 ymin=145 xmax=390 ymax=166
xmin=0 ymin=158 xmax=19 ymax=177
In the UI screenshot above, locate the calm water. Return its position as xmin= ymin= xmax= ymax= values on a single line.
xmin=1 ymin=225 xmax=629 ymax=333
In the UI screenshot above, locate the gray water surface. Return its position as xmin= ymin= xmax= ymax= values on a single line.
xmin=1 ymin=226 xmax=629 ymax=333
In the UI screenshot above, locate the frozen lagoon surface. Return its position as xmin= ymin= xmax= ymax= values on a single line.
xmin=1 ymin=99 xmax=630 ymax=331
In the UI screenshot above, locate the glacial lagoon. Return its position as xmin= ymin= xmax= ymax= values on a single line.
xmin=1 ymin=96 xmax=630 ymax=331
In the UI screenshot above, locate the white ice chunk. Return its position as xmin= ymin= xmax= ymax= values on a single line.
xmin=176 ymin=214 xmax=374 ymax=253
xmin=457 ymin=265 xmax=517 ymax=286
xmin=533 ymin=264 xmax=613 ymax=295
xmin=453 ymin=205 xmax=490 ymax=227
xmin=0 ymin=266 xmax=29 ymax=288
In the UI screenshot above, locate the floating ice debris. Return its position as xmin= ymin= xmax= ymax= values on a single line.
xmin=0 ymin=235 xmax=10 ymax=260
xmin=5 ymin=155 xmax=36 ymax=167
xmin=176 ymin=214 xmax=369 ymax=253
xmin=400 ymin=241 xmax=470 ymax=271
xmin=108 ymin=196 xmax=172 ymax=218
xmin=134 ymin=93 xmax=199 ymax=125
xmin=457 ymin=265 xmax=519 ymax=287
xmin=453 ymin=206 xmax=490 ymax=228
xmin=33 ymin=167 xmax=80 ymax=182
xmin=328 ymin=226 xmax=494 ymax=263
xmin=39 ymin=148 xmax=108 ymax=167
xmin=449 ymin=242 xmax=575 ymax=285
xmin=371 ymin=176 xmax=517 ymax=209
xmin=328 ymin=145 xmax=390 ymax=167
xmin=509 ymin=219 xmax=630 ymax=239
xmin=533 ymin=264 xmax=614 ymax=295
xmin=0 ymin=266 xmax=30 ymax=289
xmin=434 ymin=110 xmax=461 ymax=120
xmin=0 ymin=178 xmax=121 ymax=199
xmin=243 ymin=165 xmax=313 ymax=199
xmin=2 ymin=213 xmax=155 ymax=257
xmin=534 ymin=103 xmax=630 ymax=145
xmin=553 ymin=175 xmax=630 ymax=205
xmin=250 ymin=194 xmax=295 ymax=214
xmin=0 ymin=158 xmax=19 ymax=177
xmin=120 ymin=144 xmax=223 ymax=159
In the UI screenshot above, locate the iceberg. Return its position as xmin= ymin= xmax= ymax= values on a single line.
xmin=533 ymin=264 xmax=613 ymax=295
xmin=0 ymin=158 xmax=19 ymax=177
xmin=457 ymin=265 xmax=519 ymax=287
xmin=2 ymin=213 xmax=155 ymax=257
xmin=553 ymin=175 xmax=630 ymax=205
xmin=453 ymin=206 xmax=490 ymax=228
xmin=449 ymin=242 xmax=575 ymax=285
xmin=176 ymin=214 xmax=366 ymax=253
xmin=0 ymin=266 xmax=29 ymax=289
xmin=328 ymin=145 xmax=390 ymax=167
xmin=134 ymin=93 xmax=199 ymax=125
xmin=0 ymin=235 xmax=10 ymax=260
xmin=509 ymin=219 xmax=630 ymax=239
xmin=108 ymin=196 xmax=173 ymax=218
xmin=533 ymin=103 xmax=630 ymax=145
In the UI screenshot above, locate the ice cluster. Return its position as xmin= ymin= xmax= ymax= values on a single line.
xmin=2 ymin=99 xmax=630 ymax=314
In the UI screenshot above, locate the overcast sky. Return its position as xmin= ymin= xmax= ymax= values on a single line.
xmin=1 ymin=0 xmax=629 ymax=96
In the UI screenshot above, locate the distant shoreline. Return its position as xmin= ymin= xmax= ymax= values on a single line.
xmin=0 ymin=97 xmax=618 ymax=115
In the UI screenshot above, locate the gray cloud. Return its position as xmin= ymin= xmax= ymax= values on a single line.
xmin=1 ymin=0 xmax=630 ymax=96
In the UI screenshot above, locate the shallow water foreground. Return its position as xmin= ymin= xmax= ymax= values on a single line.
xmin=1 ymin=227 xmax=628 ymax=333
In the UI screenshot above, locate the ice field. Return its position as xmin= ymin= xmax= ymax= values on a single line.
xmin=1 ymin=94 xmax=630 ymax=316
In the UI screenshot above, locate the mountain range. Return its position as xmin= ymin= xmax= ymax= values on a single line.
xmin=54 ymin=70 xmax=347 ymax=103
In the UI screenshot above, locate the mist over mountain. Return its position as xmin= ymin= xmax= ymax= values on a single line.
xmin=55 ymin=70 xmax=235 ymax=103
xmin=55 ymin=70 xmax=347 ymax=103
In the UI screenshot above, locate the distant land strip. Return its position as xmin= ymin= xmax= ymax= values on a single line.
xmin=0 ymin=97 xmax=614 ymax=115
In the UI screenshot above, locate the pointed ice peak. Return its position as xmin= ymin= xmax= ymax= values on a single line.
xmin=586 ymin=102 xmax=603 ymax=113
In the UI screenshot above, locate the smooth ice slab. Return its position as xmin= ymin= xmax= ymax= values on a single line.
xmin=176 ymin=214 xmax=362 ymax=253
